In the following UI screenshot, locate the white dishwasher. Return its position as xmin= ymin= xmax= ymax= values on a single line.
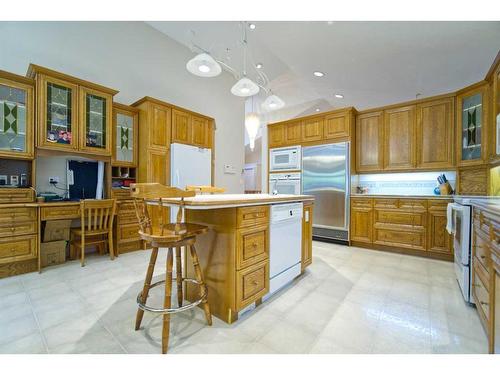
xmin=267 ymin=202 xmax=303 ymax=296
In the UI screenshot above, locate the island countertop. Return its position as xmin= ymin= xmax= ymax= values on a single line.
xmin=161 ymin=193 xmax=314 ymax=209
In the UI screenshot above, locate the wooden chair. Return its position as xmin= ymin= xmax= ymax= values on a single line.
xmin=186 ymin=185 xmax=226 ymax=194
xmin=70 ymin=199 xmax=116 ymax=267
xmin=130 ymin=183 xmax=212 ymax=354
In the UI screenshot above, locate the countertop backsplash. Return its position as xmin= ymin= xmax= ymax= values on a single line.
xmin=351 ymin=171 xmax=457 ymax=196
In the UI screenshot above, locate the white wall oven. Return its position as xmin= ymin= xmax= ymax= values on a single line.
xmin=269 ymin=172 xmax=301 ymax=195
xmin=269 ymin=146 xmax=301 ymax=172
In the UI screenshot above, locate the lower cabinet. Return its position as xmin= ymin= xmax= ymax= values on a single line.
xmin=302 ymin=202 xmax=313 ymax=270
xmin=114 ymin=200 xmax=143 ymax=255
xmin=350 ymin=197 xmax=452 ymax=259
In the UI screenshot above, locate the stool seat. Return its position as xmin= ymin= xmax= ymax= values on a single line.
xmin=138 ymin=223 xmax=208 ymax=243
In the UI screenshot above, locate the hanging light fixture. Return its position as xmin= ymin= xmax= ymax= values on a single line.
xmin=231 ymin=77 xmax=260 ymax=97
xmin=186 ymin=53 xmax=222 ymax=77
xmin=262 ymin=94 xmax=285 ymax=111
xmin=245 ymin=96 xmax=260 ymax=150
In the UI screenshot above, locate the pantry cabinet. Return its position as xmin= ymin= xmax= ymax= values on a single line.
xmin=355 ymin=111 xmax=384 ymax=172
xmin=383 ymin=105 xmax=416 ymax=170
xmin=456 ymin=83 xmax=489 ymax=166
xmin=112 ymin=103 xmax=138 ymax=167
xmin=28 ymin=65 xmax=117 ymax=156
xmin=416 ymin=97 xmax=455 ymax=169
xmin=0 ymin=71 xmax=34 ymax=159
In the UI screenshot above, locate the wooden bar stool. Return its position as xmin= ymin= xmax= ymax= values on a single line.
xmin=130 ymin=183 xmax=212 ymax=354
xmin=70 ymin=199 xmax=116 ymax=267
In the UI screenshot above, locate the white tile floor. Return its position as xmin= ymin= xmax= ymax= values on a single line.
xmin=0 ymin=241 xmax=488 ymax=354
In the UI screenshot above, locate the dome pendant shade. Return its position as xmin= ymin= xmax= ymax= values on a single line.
xmin=231 ymin=77 xmax=260 ymax=97
xmin=186 ymin=53 xmax=222 ymax=77
xmin=262 ymin=94 xmax=285 ymax=111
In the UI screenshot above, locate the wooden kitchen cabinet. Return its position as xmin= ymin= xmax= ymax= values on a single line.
xmin=355 ymin=111 xmax=384 ymax=172
xmin=172 ymin=108 xmax=213 ymax=148
xmin=427 ymin=200 xmax=453 ymax=256
xmin=268 ymin=123 xmax=285 ymax=148
xmin=457 ymin=165 xmax=488 ymax=195
xmin=0 ymin=71 xmax=35 ymax=160
xmin=324 ymin=111 xmax=351 ymax=140
xmin=416 ymin=97 xmax=455 ymax=169
xmin=350 ymin=199 xmax=373 ymax=244
xmin=149 ymin=103 xmax=171 ymax=149
xmin=285 ymin=120 xmax=302 ymax=144
xmin=302 ymin=117 xmax=323 ymax=142
xmin=302 ymin=202 xmax=313 ymax=271
xmin=112 ymin=103 xmax=138 ymax=167
xmin=171 ymin=108 xmax=191 ymax=144
xmin=383 ymin=105 xmax=416 ymax=170
xmin=28 ymin=64 xmax=117 ymax=155
xmin=191 ymin=115 xmax=209 ymax=147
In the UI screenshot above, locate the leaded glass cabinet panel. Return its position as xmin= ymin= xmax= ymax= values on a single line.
xmin=112 ymin=104 xmax=138 ymax=166
xmin=79 ymin=87 xmax=112 ymax=155
xmin=0 ymin=74 xmax=33 ymax=159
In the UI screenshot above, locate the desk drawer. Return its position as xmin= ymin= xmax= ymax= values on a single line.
xmin=111 ymin=189 xmax=132 ymax=200
xmin=237 ymin=206 xmax=269 ymax=228
xmin=41 ymin=205 xmax=80 ymax=220
xmin=236 ymin=259 xmax=269 ymax=310
xmin=0 ymin=221 xmax=37 ymax=238
xmin=0 ymin=207 xmax=37 ymax=224
xmin=375 ymin=210 xmax=425 ymax=227
xmin=118 ymin=223 xmax=141 ymax=241
xmin=0 ymin=189 xmax=34 ymax=204
xmin=0 ymin=234 xmax=37 ymax=264
xmin=236 ymin=225 xmax=268 ymax=270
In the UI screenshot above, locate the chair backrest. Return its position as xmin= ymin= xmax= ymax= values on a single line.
xmin=186 ymin=185 xmax=226 ymax=194
xmin=130 ymin=183 xmax=195 ymax=236
xmin=80 ymin=199 xmax=116 ymax=233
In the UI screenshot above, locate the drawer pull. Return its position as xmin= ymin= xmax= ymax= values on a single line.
xmin=480 ymin=255 xmax=486 ymax=259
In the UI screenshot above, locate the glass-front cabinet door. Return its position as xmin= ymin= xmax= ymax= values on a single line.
xmin=79 ymin=87 xmax=112 ymax=155
xmin=112 ymin=104 xmax=138 ymax=166
xmin=0 ymin=75 xmax=33 ymax=158
xmin=457 ymin=84 xmax=488 ymax=166
xmin=38 ymin=75 xmax=79 ymax=150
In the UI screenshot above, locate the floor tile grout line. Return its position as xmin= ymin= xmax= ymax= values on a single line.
xmin=22 ymin=281 xmax=50 ymax=354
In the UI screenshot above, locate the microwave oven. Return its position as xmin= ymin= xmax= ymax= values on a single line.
xmin=269 ymin=146 xmax=301 ymax=172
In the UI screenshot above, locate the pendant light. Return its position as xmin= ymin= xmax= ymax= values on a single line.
xmin=245 ymin=96 xmax=260 ymax=150
xmin=186 ymin=53 xmax=222 ymax=77
xmin=262 ymin=94 xmax=285 ymax=111
xmin=231 ymin=23 xmax=259 ymax=97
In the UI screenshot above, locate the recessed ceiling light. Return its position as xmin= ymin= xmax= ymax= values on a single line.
xmin=315 ymin=108 xmax=320 ymax=112
xmin=249 ymin=23 xmax=256 ymax=30
xmin=255 ymin=63 xmax=263 ymax=69
xmin=334 ymin=94 xmax=344 ymax=99
xmin=313 ymin=71 xmax=324 ymax=77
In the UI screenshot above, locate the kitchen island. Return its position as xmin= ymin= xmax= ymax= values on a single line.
xmin=163 ymin=194 xmax=314 ymax=324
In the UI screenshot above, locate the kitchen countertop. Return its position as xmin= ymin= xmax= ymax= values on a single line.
xmin=160 ymin=193 xmax=314 ymax=209
xmin=350 ymin=194 xmax=454 ymax=199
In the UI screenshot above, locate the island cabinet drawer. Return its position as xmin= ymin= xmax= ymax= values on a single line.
xmin=0 ymin=221 xmax=37 ymax=238
xmin=373 ymin=198 xmax=398 ymax=209
xmin=474 ymin=230 xmax=491 ymax=274
xmin=351 ymin=198 xmax=373 ymax=208
xmin=235 ymin=259 xmax=269 ymax=310
xmin=0 ymin=234 xmax=37 ymax=264
xmin=374 ymin=226 xmax=425 ymax=250
xmin=0 ymin=189 xmax=35 ymax=204
xmin=399 ymin=199 xmax=427 ymax=211
xmin=473 ymin=263 xmax=491 ymax=323
xmin=0 ymin=207 xmax=37 ymax=224
xmin=236 ymin=225 xmax=269 ymax=270
xmin=237 ymin=206 xmax=269 ymax=228
xmin=118 ymin=223 xmax=141 ymax=241
xmin=374 ymin=210 xmax=425 ymax=227
xmin=40 ymin=205 xmax=80 ymax=220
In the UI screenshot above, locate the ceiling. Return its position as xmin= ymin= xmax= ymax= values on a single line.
xmin=148 ymin=21 xmax=500 ymax=115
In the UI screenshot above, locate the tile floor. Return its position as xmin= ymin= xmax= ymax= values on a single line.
xmin=0 ymin=241 xmax=488 ymax=354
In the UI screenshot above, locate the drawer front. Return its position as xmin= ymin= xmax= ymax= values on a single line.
xmin=474 ymin=230 xmax=491 ymax=274
xmin=41 ymin=205 xmax=80 ymax=220
xmin=0 ymin=189 xmax=34 ymax=204
xmin=111 ymin=189 xmax=132 ymax=200
xmin=118 ymin=223 xmax=141 ymax=241
xmin=0 ymin=221 xmax=37 ymax=238
xmin=351 ymin=198 xmax=373 ymax=208
xmin=117 ymin=240 xmax=143 ymax=254
xmin=236 ymin=260 xmax=269 ymax=310
xmin=473 ymin=264 xmax=490 ymax=322
xmin=237 ymin=206 xmax=269 ymax=228
xmin=236 ymin=226 xmax=268 ymax=270
xmin=0 ymin=234 xmax=37 ymax=264
xmin=428 ymin=199 xmax=452 ymax=211
xmin=374 ymin=226 xmax=425 ymax=250
xmin=375 ymin=210 xmax=424 ymax=227
xmin=117 ymin=201 xmax=136 ymax=212
xmin=399 ymin=199 xmax=427 ymax=211
xmin=0 ymin=207 xmax=37 ymax=224
xmin=374 ymin=198 xmax=398 ymax=209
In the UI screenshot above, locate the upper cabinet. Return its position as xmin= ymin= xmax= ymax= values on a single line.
xmin=285 ymin=120 xmax=302 ymax=145
xmin=268 ymin=123 xmax=285 ymax=148
xmin=324 ymin=111 xmax=352 ymax=140
xmin=0 ymin=70 xmax=34 ymax=159
xmin=383 ymin=105 xmax=416 ymax=170
xmin=172 ymin=108 xmax=191 ymax=144
xmin=27 ymin=64 xmax=118 ymax=156
xmin=302 ymin=117 xmax=323 ymax=142
xmin=490 ymin=63 xmax=500 ymax=163
xmin=171 ymin=108 xmax=212 ymax=149
xmin=456 ymin=83 xmax=489 ymax=166
xmin=112 ymin=103 xmax=138 ymax=167
xmin=416 ymin=97 xmax=455 ymax=169
xmin=356 ymin=111 xmax=384 ymax=172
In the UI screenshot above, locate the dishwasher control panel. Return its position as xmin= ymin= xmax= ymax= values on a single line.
xmin=270 ymin=202 xmax=303 ymax=222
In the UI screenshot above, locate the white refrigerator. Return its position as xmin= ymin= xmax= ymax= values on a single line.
xmin=170 ymin=143 xmax=212 ymax=221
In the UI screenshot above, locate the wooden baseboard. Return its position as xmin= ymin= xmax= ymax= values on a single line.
xmin=350 ymin=241 xmax=453 ymax=262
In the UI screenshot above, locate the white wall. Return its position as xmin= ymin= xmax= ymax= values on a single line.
xmin=0 ymin=21 xmax=245 ymax=193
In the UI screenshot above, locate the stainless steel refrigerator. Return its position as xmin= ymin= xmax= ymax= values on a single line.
xmin=302 ymin=142 xmax=350 ymax=242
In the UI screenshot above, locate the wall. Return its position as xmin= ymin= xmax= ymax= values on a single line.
xmin=0 ymin=21 xmax=245 ymax=193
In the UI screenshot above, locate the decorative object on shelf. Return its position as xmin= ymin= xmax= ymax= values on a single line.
xmin=186 ymin=53 xmax=222 ymax=77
